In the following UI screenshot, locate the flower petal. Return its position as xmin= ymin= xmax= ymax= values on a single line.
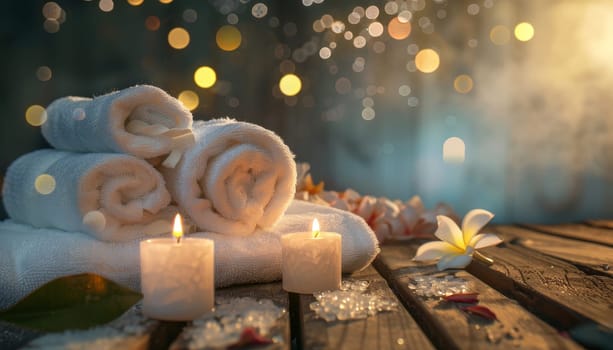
xmin=461 ymin=209 xmax=494 ymax=246
xmin=413 ymin=241 xmax=462 ymax=261
xmin=435 ymin=215 xmax=465 ymax=250
xmin=437 ymin=253 xmax=473 ymax=270
xmin=470 ymin=233 xmax=503 ymax=249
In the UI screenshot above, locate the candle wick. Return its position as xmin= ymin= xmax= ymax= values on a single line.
xmin=176 ymin=236 xmax=181 ymax=244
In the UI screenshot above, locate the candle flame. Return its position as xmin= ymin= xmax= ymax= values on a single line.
xmin=173 ymin=214 xmax=183 ymax=243
xmin=312 ymin=218 xmax=320 ymax=238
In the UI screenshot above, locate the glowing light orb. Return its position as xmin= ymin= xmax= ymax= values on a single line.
xmin=415 ymin=49 xmax=440 ymax=73
xmin=168 ymin=27 xmax=190 ymax=49
xmin=490 ymin=25 xmax=510 ymax=45
xmin=362 ymin=107 xmax=375 ymax=120
xmin=514 ymin=22 xmax=534 ymax=42
xmin=36 ymin=66 xmax=52 ymax=81
xmin=388 ymin=17 xmax=411 ymax=40
xmin=127 ymin=0 xmax=143 ymax=6
xmin=319 ymin=47 xmax=332 ymax=59
xmin=252 ymin=3 xmax=268 ymax=18
xmin=34 ymin=174 xmax=56 ymax=195
xmin=83 ymin=210 xmax=106 ymax=232
xmin=178 ymin=90 xmax=199 ymax=111
xmin=216 ymin=25 xmax=241 ymax=51
xmin=279 ymin=74 xmax=302 ymax=96
xmin=454 ymin=74 xmax=474 ymax=94
xmin=159 ymin=0 xmax=173 ymax=3
xmin=99 ymin=0 xmax=114 ymax=12
xmin=145 ymin=16 xmax=160 ymax=31
xmin=194 ymin=66 xmax=217 ymax=88
xmin=42 ymin=2 xmax=62 ymax=19
xmin=443 ymin=137 xmax=466 ymax=163
xmin=368 ymin=22 xmax=384 ymax=37
xmin=25 ymin=105 xmax=47 ymax=126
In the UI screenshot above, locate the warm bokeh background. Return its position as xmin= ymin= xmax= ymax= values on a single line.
xmin=1 ymin=0 xmax=612 ymax=222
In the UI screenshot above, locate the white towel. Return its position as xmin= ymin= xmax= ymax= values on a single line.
xmin=41 ymin=85 xmax=194 ymax=167
xmin=2 ymin=149 xmax=175 ymax=242
xmin=0 ymin=200 xmax=380 ymax=310
xmin=161 ymin=119 xmax=297 ymax=236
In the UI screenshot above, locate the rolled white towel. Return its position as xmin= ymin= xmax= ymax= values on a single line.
xmin=0 ymin=200 xmax=380 ymax=310
xmin=41 ymin=85 xmax=194 ymax=168
xmin=161 ymin=119 xmax=297 ymax=235
xmin=2 ymin=149 xmax=175 ymax=242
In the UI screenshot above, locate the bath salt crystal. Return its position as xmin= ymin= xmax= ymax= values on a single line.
xmin=408 ymin=274 xmax=472 ymax=297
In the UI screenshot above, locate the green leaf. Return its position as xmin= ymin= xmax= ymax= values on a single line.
xmin=0 ymin=273 xmax=142 ymax=332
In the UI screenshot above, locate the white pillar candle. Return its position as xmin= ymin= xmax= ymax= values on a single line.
xmin=140 ymin=214 xmax=214 ymax=321
xmin=282 ymin=219 xmax=342 ymax=294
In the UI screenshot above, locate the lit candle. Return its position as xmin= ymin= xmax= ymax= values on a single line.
xmin=140 ymin=214 xmax=215 ymax=321
xmin=281 ymin=219 xmax=342 ymax=294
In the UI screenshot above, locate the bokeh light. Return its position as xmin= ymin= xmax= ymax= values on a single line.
xmin=252 ymin=3 xmax=268 ymax=18
xmin=98 ymin=0 xmax=114 ymax=12
xmin=159 ymin=0 xmax=173 ymax=4
xmin=36 ymin=66 xmax=52 ymax=81
xmin=127 ymin=0 xmax=143 ymax=6
xmin=443 ymin=137 xmax=466 ymax=163
xmin=168 ymin=27 xmax=190 ymax=49
xmin=365 ymin=5 xmax=379 ymax=19
xmin=490 ymin=25 xmax=510 ymax=45
xmin=319 ymin=47 xmax=331 ymax=59
xmin=34 ymin=174 xmax=56 ymax=195
xmin=145 ymin=16 xmax=160 ymax=31
xmin=25 ymin=105 xmax=47 ymax=126
xmin=353 ymin=36 xmax=366 ymax=48
xmin=194 ymin=66 xmax=217 ymax=88
xmin=279 ymin=74 xmax=302 ymax=96
xmin=184 ymin=9 xmax=198 ymax=23
xmin=362 ymin=107 xmax=375 ymax=120
xmin=453 ymin=74 xmax=474 ymax=94
xmin=216 ymin=25 xmax=242 ymax=51
xmin=415 ymin=49 xmax=440 ymax=73
xmin=42 ymin=2 xmax=62 ymax=20
xmin=368 ymin=22 xmax=384 ymax=37
xmin=388 ymin=17 xmax=411 ymax=40
xmin=43 ymin=19 xmax=60 ymax=33
xmin=514 ymin=22 xmax=535 ymax=42
xmin=335 ymin=77 xmax=351 ymax=94
xmin=178 ymin=90 xmax=199 ymax=111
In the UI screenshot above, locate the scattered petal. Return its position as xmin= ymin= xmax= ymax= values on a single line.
xmin=470 ymin=233 xmax=503 ymax=249
xmin=461 ymin=209 xmax=494 ymax=245
xmin=413 ymin=241 xmax=462 ymax=261
xmin=461 ymin=305 xmax=497 ymax=320
xmin=435 ymin=215 xmax=465 ymax=250
xmin=437 ymin=253 xmax=473 ymax=270
xmin=228 ymin=327 xmax=273 ymax=349
xmin=443 ymin=293 xmax=479 ymax=303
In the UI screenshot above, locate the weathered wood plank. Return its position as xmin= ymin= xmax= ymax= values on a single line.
xmin=467 ymin=229 xmax=613 ymax=330
xmin=495 ymin=225 xmax=613 ymax=277
xmin=300 ymin=265 xmax=435 ymax=350
xmin=585 ymin=220 xmax=613 ymax=230
xmin=170 ymin=281 xmax=289 ymax=350
xmin=374 ymin=242 xmax=580 ymax=350
xmin=522 ymin=224 xmax=613 ymax=247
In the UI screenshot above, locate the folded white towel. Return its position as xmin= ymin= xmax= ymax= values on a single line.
xmin=41 ymin=85 xmax=194 ymax=167
xmin=0 ymin=200 xmax=380 ymax=310
xmin=161 ymin=119 xmax=297 ymax=236
xmin=2 ymin=149 xmax=176 ymax=242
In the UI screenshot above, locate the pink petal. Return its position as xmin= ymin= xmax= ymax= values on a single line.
xmin=435 ymin=216 xmax=465 ymax=250
xmin=443 ymin=293 xmax=479 ymax=303
xmin=470 ymin=233 xmax=503 ymax=249
xmin=437 ymin=253 xmax=473 ymax=270
xmin=461 ymin=209 xmax=494 ymax=246
xmin=413 ymin=241 xmax=462 ymax=261
xmin=461 ymin=305 xmax=497 ymax=321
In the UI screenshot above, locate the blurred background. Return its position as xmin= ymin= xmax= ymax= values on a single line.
xmin=1 ymin=0 xmax=612 ymax=223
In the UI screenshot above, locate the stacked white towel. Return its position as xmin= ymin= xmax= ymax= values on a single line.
xmin=0 ymin=200 xmax=380 ymax=310
xmin=2 ymin=149 xmax=176 ymax=242
xmin=161 ymin=119 xmax=297 ymax=236
xmin=42 ymin=85 xmax=194 ymax=167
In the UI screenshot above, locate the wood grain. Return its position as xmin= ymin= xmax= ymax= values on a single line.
xmin=585 ymin=220 xmax=613 ymax=230
xmin=300 ymin=265 xmax=434 ymax=350
xmin=374 ymin=242 xmax=580 ymax=350
xmin=522 ymin=224 xmax=613 ymax=247
xmin=467 ymin=234 xmax=613 ymax=330
xmin=494 ymin=225 xmax=613 ymax=277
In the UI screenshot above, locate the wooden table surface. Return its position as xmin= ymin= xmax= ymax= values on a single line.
xmin=2 ymin=221 xmax=612 ymax=349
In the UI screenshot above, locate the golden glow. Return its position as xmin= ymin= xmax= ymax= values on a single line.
xmin=387 ymin=17 xmax=411 ymax=40
xmin=178 ymin=90 xmax=199 ymax=111
xmin=194 ymin=66 xmax=217 ymax=88
xmin=312 ymin=218 xmax=320 ymax=238
xmin=443 ymin=137 xmax=466 ymax=164
xmin=279 ymin=74 xmax=302 ymax=96
xmin=453 ymin=74 xmax=474 ymax=94
xmin=216 ymin=25 xmax=242 ymax=51
xmin=127 ymin=0 xmax=143 ymax=6
xmin=168 ymin=27 xmax=190 ymax=49
xmin=36 ymin=66 xmax=52 ymax=81
xmin=25 ymin=105 xmax=47 ymax=126
xmin=415 ymin=49 xmax=440 ymax=73
xmin=173 ymin=214 xmax=183 ymax=241
xmin=43 ymin=2 xmax=62 ymax=20
xmin=514 ymin=22 xmax=534 ymax=42
xmin=145 ymin=16 xmax=160 ymax=31
xmin=159 ymin=0 xmax=173 ymax=3
xmin=34 ymin=174 xmax=56 ymax=195
xmin=490 ymin=25 xmax=510 ymax=45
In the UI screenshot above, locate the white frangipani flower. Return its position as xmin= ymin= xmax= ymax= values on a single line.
xmin=413 ymin=209 xmax=502 ymax=270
